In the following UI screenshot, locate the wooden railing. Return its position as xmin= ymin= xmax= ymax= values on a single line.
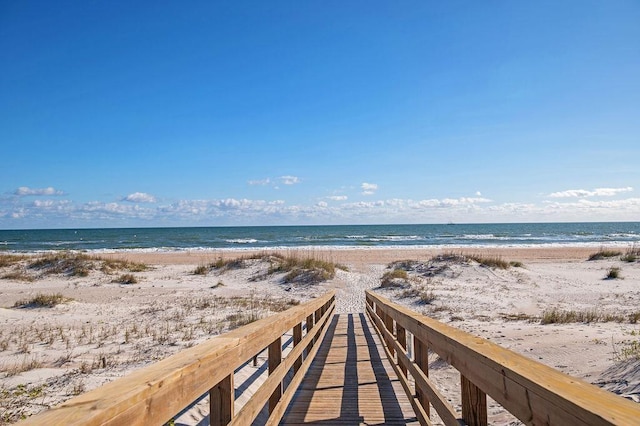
xmin=366 ymin=290 xmax=640 ymax=426
xmin=21 ymin=290 xmax=335 ymax=426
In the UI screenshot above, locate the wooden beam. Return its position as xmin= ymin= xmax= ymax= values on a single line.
xmin=20 ymin=291 xmax=335 ymax=426
xmin=210 ymin=374 xmax=234 ymax=426
xmin=397 ymin=323 xmax=407 ymax=376
xmin=461 ymin=374 xmax=487 ymax=426
xmin=268 ymin=337 xmax=282 ymax=413
xmin=365 ymin=290 xmax=640 ymax=426
xmin=414 ymin=335 xmax=431 ymax=418
xmin=293 ymin=323 xmax=302 ymax=374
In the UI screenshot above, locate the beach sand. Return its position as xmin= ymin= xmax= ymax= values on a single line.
xmin=1 ymin=246 xmax=638 ymax=423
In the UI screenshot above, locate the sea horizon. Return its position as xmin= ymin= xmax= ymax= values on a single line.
xmin=1 ymin=221 xmax=639 ymax=253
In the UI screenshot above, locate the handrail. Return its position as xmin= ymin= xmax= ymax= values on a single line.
xmin=21 ymin=290 xmax=336 ymax=426
xmin=366 ymin=290 xmax=640 ymax=426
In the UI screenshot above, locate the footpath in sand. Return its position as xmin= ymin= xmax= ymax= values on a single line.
xmin=0 ymin=247 xmax=639 ymax=424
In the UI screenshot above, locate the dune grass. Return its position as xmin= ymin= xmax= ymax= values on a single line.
xmin=381 ymin=269 xmax=408 ymax=287
xmin=13 ymin=293 xmax=73 ymax=308
xmin=540 ymin=307 xmax=640 ymax=324
xmin=605 ymin=267 xmax=622 ymax=280
xmin=588 ymin=249 xmax=623 ymax=261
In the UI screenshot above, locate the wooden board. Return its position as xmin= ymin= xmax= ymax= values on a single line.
xmin=281 ymin=313 xmax=419 ymax=425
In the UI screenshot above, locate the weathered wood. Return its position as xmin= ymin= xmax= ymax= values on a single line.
xmin=306 ymin=313 xmax=315 ymax=355
xmin=281 ymin=313 xmax=418 ymax=425
xmin=396 ymin=323 xmax=407 ymax=377
xmin=367 ymin=302 xmax=459 ymax=426
xmin=366 ymin=290 xmax=640 ymax=426
xmin=234 ymin=304 xmax=334 ymax=425
xmin=268 ymin=337 xmax=283 ymax=413
xmin=461 ymin=374 xmax=487 ymax=426
xmin=414 ymin=336 xmax=431 ymax=418
xmin=210 ymin=374 xmax=234 ymax=426
xmin=265 ymin=305 xmax=335 ymax=426
xmin=293 ymin=323 xmax=303 ymax=374
xmin=20 ymin=291 xmax=335 ymax=426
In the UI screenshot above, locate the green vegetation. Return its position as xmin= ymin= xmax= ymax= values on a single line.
xmin=0 ymin=252 xmax=150 ymax=282
xmin=14 ymin=293 xmax=72 ymax=308
xmin=399 ymin=286 xmax=436 ymax=304
xmin=621 ymin=246 xmax=640 ymax=262
xmin=605 ymin=267 xmax=621 ymax=280
xmin=429 ymin=252 xmax=518 ymax=270
xmin=1 ymin=271 xmax=34 ymax=282
xmin=193 ymin=265 xmax=208 ymax=275
xmin=0 ymin=254 xmax=29 ymax=268
xmin=540 ymin=307 xmax=640 ymax=324
xmin=114 ymin=273 xmax=138 ymax=284
xmin=466 ymin=254 xmax=511 ymax=269
xmin=381 ymin=269 xmax=409 ymax=287
xmin=588 ymin=249 xmax=623 ymax=261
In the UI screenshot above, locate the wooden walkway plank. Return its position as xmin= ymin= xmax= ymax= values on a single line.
xmin=281 ymin=313 xmax=419 ymax=425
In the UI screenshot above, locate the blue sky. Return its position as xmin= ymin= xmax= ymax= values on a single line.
xmin=1 ymin=1 xmax=639 ymax=229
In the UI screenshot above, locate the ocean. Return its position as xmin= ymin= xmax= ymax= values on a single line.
xmin=0 ymin=222 xmax=639 ymax=252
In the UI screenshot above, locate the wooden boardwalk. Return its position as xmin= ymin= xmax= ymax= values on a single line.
xmin=281 ymin=313 xmax=419 ymax=425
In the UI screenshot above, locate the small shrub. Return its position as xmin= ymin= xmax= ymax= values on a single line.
xmin=28 ymin=252 xmax=94 ymax=276
xmin=509 ymin=261 xmax=524 ymax=268
xmin=588 ymin=249 xmax=622 ymax=261
xmin=621 ymin=253 xmax=637 ymax=262
xmin=0 ymin=254 xmax=29 ymax=268
xmin=193 ymin=265 xmax=208 ymax=275
xmin=467 ymin=254 xmax=510 ymax=269
xmin=605 ymin=267 xmax=621 ymax=280
xmin=14 ymin=293 xmax=72 ymax=308
xmin=1 ymin=271 xmax=34 ymax=282
xmin=114 ymin=274 xmax=138 ymax=284
xmin=381 ymin=269 xmax=408 ymax=287
xmin=100 ymin=258 xmax=149 ymax=273
xmin=540 ymin=308 xmax=630 ymax=324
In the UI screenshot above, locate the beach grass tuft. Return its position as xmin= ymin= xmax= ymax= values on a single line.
xmin=114 ymin=273 xmax=138 ymax=284
xmin=381 ymin=269 xmax=408 ymax=287
xmin=14 ymin=293 xmax=72 ymax=308
xmin=605 ymin=267 xmax=621 ymax=280
xmin=0 ymin=254 xmax=29 ymax=268
xmin=621 ymin=245 xmax=640 ymax=262
xmin=588 ymin=249 xmax=623 ymax=261
xmin=193 ymin=265 xmax=208 ymax=275
xmin=467 ymin=254 xmax=511 ymax=269
xmin=540 ymin=307 xmax=640 ymax=324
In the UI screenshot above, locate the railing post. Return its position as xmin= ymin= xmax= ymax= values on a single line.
xmin=414 ymin=336 xmax=430 ymax=418
xmin=397 ymin=324 xmax=407 ymax=376
xmin=268 ymin=337 xmax=282 ymax=413
xmin=313 ymin=308 xmax=322 ymax=343
xmin=461 ymin=375 xmax=487 ymax=426
xmin=383 ymin=311 xmax=395 ymax=357
xmin=210 ymin=374 xmax=234 ymax=426
xmin=306 ymin=313 xmax=315 ymax=355
xmin=293 ymin=323 xmax=302 ymax=374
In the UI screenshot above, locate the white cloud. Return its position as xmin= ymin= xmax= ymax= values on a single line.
xmin=248 ymin=178 xmax=271 ymax=186
xmin=476 ymin=191 xmax=482 ymax=196
xmin=549 ymin=186 xmax=633 ymax=198
xmin=279 ymin=176 xmax=300 ymax=185
xmin=14 ymin=186 xmax=64 ymax=196
xmin=123 ymin=192 xmax=157 ymax=203
xmin=361 ymin=182 xmax=378 ymax=195
xmin=327 ymin=195 xmax=348 ymax=201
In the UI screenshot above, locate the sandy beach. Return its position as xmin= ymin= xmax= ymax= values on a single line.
xmin=1 ymin=246 xmax=639 ymax=424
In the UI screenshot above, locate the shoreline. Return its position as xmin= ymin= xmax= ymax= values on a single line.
xmin=94 ymin=245 xmax=612 ymax=265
